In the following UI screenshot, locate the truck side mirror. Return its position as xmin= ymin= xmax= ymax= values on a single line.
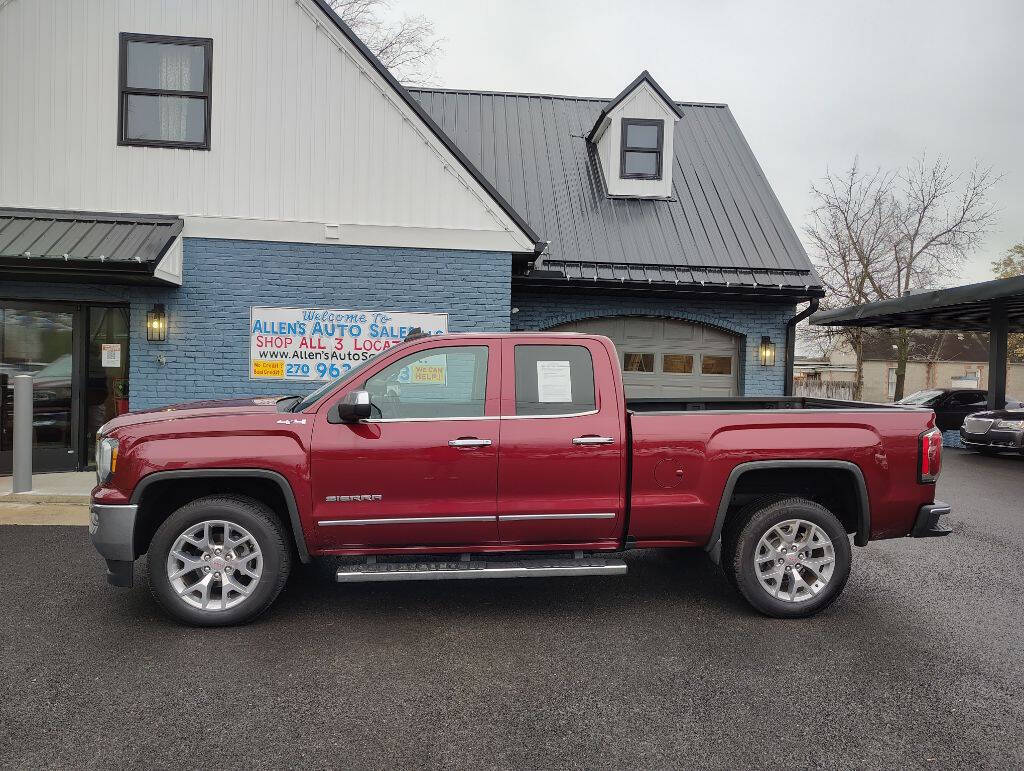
xmin=329 ymin=389 xmax=372 ymax=423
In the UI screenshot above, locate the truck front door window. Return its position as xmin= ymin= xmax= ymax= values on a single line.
xmin=364 ymin=346 xmax=488 ymax=419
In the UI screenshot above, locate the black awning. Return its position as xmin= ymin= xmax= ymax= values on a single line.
xmin=810 ymin=276 xmax=1024 ymax=332
xmin=0 ymin=207 xmax=184 ymax=285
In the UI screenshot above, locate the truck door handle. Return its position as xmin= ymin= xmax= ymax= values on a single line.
xmin=572 ymin=436 xmax=614 ymax=445
xmin=449 ymin=438 xmax=492 ymax=448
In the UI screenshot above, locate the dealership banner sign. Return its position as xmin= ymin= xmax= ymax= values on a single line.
xmin=250 ymin=306 xmax=448 ymax=381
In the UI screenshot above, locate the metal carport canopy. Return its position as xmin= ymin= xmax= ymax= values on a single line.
xmin=810 ymin=275 xmax=1024 ymax=409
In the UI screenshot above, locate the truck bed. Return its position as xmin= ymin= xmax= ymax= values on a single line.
xmin=624 ymin=399 xmax=936 ymax=549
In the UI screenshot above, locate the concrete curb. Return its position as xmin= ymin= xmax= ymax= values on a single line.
xmin=0 ymin=502 xmax=90 ymax=526
xmin=0 ymin=493 xmax=91 ymax=505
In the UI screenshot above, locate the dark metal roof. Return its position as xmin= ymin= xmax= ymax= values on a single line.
xmin=409 ymin=87 xmax=821 ymax=297
xmin=308 ymin=0 xmax=544 ymax=254
xmin=0 ymin=207 xmax=183 ymax=284
xmin=810 ymin=276 xmax=1024 ymax=332
xmin=584 ymin=70 xmax=686 ymax=143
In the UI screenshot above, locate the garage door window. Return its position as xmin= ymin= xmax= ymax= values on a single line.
xmin=701 ymin=355 xmax=733 ymax=375
xmin=623 ymin=352 xmax=655 ymax=373
xmin=515 ymin=345 xmax=596 ymax=416
xmin=663 ymin=354 xmax=693 ymax=374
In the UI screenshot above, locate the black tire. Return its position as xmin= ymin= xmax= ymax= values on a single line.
xmin=148 ymin=495 xmax=292 ymax=627
xmin=719 ymin=493 xmax=794 ymax=592
xmin=723 ymin=497 xmax=852 ymax=619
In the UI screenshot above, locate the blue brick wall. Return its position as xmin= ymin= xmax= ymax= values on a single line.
xmin=511 ymin=292 xmax=795 ymax=395
xmin=1 ymin=238 xmax=511 ymax=409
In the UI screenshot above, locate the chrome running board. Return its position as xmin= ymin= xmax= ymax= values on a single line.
xmin=335 ymin=554 xmax=627 ymax=583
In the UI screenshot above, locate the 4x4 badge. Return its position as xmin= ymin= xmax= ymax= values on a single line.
xmin=276 ymin=418 xmax=307 ymax=425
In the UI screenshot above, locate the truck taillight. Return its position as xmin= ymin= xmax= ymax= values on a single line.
xmin=919 ymin=428 xmax=942 ymax=483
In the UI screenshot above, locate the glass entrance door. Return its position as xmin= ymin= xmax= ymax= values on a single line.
xmin=86 ymin=306 xmax=130 ymax=461
xmin=0 ymin=303 xmax=80 ymax=473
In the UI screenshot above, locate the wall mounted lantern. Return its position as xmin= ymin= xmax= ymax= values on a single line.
xmin=147 ymin=303 xmax=168 ymax=342
xmin=759 ymin=335 xmax=776 ymax=367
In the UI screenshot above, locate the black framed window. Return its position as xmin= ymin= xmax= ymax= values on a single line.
xmin=620 ymin=118 xmax=663 ymax=180
xmin=118 ymin=33 xmax=213 ymax=150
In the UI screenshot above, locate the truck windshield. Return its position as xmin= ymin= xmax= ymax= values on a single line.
xmin=289 ymin=355 xmax=379 ymax=412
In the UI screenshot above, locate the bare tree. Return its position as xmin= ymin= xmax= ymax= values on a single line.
xmin=806 ymin=155 xmax=998 ymax=400
xmin=805 ymin=159 xmax=897 ymax=398
xmin=329 ymin=0 xmax=443 ymax=85
xmin=885 ymin=158 xmax=999 ymax=398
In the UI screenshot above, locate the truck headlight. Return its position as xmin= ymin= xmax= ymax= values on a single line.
xmin=995 ymin=420 xmax=1024 ymax=430
xmin=96 ymin=436 xmax=119 ymax=484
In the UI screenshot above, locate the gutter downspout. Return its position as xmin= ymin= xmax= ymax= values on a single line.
xmin=784 ymin=298 xmax=820 ymax=396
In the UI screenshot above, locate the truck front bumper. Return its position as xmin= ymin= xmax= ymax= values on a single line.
xmin=88 ymin=503 xmax=138 ymax=587
xmin=911 ymin=501 xmax=952 ymax=538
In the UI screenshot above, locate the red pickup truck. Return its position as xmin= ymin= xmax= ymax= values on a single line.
xmin=89 ymin=332 xmax=950 ymax=626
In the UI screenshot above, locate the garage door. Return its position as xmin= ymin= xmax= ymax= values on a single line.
xmin=549 ymin=316 xmax=739 ymax=398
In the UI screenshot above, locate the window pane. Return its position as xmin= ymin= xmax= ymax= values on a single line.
xmin=623 ymin=151 xmax=658 ymax=177
xmin=623 ymin=353 xmax=655 ymax=373
xmin=364 ymin=346 xmax=488 ymax=419
xmin=701 ymin=355 xmax=733 ymax=375
xmin=126 ymin=40 xmax=206 ymax=90
xmin=124 ymin=94 xmax=206 ymax=143
xmin=663 ymin=354 xmax=693 ymax=374
xmin=0 ymin=307 xmax=75 ymax=456
xmin=625 ymin=122 xmax=660 ymax=149
xmin=515 ymin=345 xmax=596 ymax=416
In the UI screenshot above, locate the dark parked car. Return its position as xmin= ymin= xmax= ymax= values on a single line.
xmin=897 ymin=389 xmax=1022 ymax=431
xmin=960 ymin=409 xmax=1024 ymax=455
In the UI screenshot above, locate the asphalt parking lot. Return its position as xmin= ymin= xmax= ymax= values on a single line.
xmin=1 ymin=449 xmax=1022 ymax=770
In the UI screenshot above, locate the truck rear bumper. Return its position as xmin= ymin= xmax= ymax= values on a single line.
xmin=89 ymin=503 xmax=137 ymax=587
xmin=911 ymin=501 xmax=952 ymax=538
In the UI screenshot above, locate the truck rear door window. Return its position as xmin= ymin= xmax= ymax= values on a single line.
xmin=364 ymin=345 xmax=488 ymax=419
xmin=514 ymin=345 xmax=596 ymax=416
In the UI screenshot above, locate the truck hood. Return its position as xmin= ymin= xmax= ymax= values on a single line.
xmin=100 ymin=396 xmax=287 ymax=433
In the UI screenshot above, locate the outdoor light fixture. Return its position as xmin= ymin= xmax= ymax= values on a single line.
xmin=147 ymin=304 xmax=167 ymax=342
xmin=759 ymin=335 xmax=776 ymax=367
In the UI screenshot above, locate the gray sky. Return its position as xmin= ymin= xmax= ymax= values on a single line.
xmin=405 ymin=0 xmax=1023 ymax=284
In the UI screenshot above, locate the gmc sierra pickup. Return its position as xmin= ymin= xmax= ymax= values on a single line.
xmin=89 ymin=332 xmax=950 ymax=626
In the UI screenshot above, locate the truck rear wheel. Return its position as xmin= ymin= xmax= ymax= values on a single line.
xmin=148 ymin=495 xmax=292 ymax=627
xmin=723 ymin=497 xmax=851 ymax=618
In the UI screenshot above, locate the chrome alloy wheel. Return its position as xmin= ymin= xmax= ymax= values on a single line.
xmin=753 ymin=519 xmax=836 ymax=603
xmin=166 ymin=520 xmax=263 ymax=611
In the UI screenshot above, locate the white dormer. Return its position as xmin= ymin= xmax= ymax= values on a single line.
xmin=587 ymin=71 xmax=684 ymax=199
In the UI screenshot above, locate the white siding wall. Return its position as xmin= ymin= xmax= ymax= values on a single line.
xmin=595 ymin=82 xmax=677 ymax=199
xmin=0 ymin=0 xmax=533 ymax=252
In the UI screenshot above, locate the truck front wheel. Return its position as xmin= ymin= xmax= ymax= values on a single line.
xmin=148 ymin=495 xmax=292 ymax=626
xmin=724 ymin=497 xmax=852 ymax=618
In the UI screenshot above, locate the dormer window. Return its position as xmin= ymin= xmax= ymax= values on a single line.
xmin=587 ymin=72 xmax=682 ymax=199
xmin=620 ymin=119 xmax=663 ymax=180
